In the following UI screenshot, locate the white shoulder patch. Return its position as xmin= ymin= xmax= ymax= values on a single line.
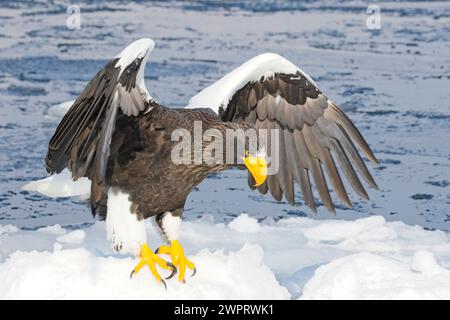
xmin=115 ymin=38 xmax=155 ymax=102
xmin=115 ymin=38 xmax=155 ymax=71
xmin=186 ymin=52 xmax=315 ymax=114
xmin=106 ymin=188 xmax=147 ymax=256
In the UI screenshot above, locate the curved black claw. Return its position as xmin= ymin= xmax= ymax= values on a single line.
xmin=191 ymin=268 xmax=197 ymax=277
xmin=155 ymin=247 xmax=160 ymax=254
xmin=130 ymin=270 xmax=135 ymax=280
xmin=161 ymin=279 xmax=167 ymax=290
xmin=165 ymin=262 xmax=177 ymax=280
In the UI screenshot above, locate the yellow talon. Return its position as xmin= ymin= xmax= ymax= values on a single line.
xmin=130 ymin=243 xmax=176 ymax=289
xmin=156 ymin=240 xmax=196 ymax=283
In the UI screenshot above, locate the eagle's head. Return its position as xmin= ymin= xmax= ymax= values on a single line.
xmin=243 ymin=149 xmax=268 ymax=187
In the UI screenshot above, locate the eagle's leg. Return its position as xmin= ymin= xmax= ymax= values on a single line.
xmin=105 ymin=188 xmax=175 ymax=287
xmin=130 ymin=243 xmax=177 ymax=289
xmin=155 ymin=211 xmax=196 ymax=283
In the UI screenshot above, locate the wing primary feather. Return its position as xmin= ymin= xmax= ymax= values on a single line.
xmin=321 ymin=147 xmax=352 ymax=208
xmin=65 ymin=91 xmax=109 ymax=157
xmin=47 ymin=100 xmax=95 ymax=173
xmin=283 ymin=130 xmax=303 ymax=185
xmin=327 ymin=102 xmax=379 ymax=165
xmin=265 ymin=121 xmax=282 ymax=201
xmin=335 ymin=123 xmax=378 ymax=189
xmin=300 ymin=168 xmax=317 ymax=213
xmin=316 ymin=117 xmax=378 ymax=190
xmin=328 ymin=138 xmax=369 ymax=200
xmin=301 ymin=126 xmax=335 ymax=212
xmin=267 ymin=174 xmax=282 ymax=201
xmin=292 ymin=129 xmax=317 ymax=212
xmin=276 ymin=124 xmax=295 ymax=205
xmin=311 ymin=158 xmax=335 ymax=213
xmin=303 ymin=125 xmax=339 ymax=212
xmin=257 ymin=181 xmax=268 ymax=194
xmin=76 ymin=95 xmax=110 ymax=162
xmin=247 ymin=171 xmax=257 ymax=190
xmin=95 ymin=92 xmax=120 ymax=183
xmin=50 ymin=70 xmax=106 ymax=147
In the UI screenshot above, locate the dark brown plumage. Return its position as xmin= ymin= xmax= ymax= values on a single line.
xmin=48 ymin=97 xmax=246 ymax=220
xmin=45 ymin=42 xmax=379 ymax=231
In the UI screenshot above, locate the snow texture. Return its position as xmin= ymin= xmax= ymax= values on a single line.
xmin=301 ymin=252 xmax=450 ymax=300
xmin=228 ymin=213 xmax=261 ymax=233
xmin=56 ymin=229 xmax=85 ymax=245
xmin=1 ymin=214 xmax=450 ymax=299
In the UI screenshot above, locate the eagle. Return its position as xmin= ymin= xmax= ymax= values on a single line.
xmin=43 ymin=38 xmax=379 ymax=287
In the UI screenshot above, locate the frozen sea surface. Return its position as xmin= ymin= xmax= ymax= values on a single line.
xmin=0 ymin=0 xmax=449 ymax=232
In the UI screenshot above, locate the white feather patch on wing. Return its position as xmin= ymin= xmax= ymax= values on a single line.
xmin=115 ymin=38 xmax=155 ymax=74
xmin=106 ymin=188 xmax=147 ymax=256
xmin=115 ymin=38 xmax=154 ymax=100
xmin=186 ymin=52 xmax=317 ymax=114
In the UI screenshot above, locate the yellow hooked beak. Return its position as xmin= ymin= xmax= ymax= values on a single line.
xmin=242 ymin=151 xmax=268 ymax=187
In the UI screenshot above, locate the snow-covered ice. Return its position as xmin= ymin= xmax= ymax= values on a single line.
xmin=301 ymin=252 xmax=450 ymax=300
xmin=228 ymin=213 xmax=261 ymax=233
xmin=56 ymin=229 xmax=85 ymax=245
xmin=45 ymin=100 xmax=75 ymax=119
xmin=22 ymin=169 xmax=90 ymax=198
xmin=1 ymin=214 xmax=450 ymax=299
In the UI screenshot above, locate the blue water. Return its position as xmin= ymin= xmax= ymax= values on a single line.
xmin=0 ymin=0 xmax=449 ymax=231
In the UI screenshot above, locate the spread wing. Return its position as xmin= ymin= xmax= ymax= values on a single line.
xmin=188 ymin=53 xmax=379 ymax=213
xmin=45 ymin=38 xmax=155 ymax=185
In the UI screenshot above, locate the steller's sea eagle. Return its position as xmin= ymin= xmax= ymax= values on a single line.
xmin=43 ymin=38 xmax=379 ymax=287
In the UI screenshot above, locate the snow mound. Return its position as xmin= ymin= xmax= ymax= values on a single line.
xmin=228 ymin=213 xmax=261 ymax=233
xmin=301 ymin=251 xmax=450 ymax=300
xmin=0 ymin=243 xmax=288 ymax=300
xmin=22 ymin=169 xmax=90 ymax=198
xmin=1 ymin=214 xmax=450 ymax=299
xmin=46 ymin=100 xmax=74 ymax=118
xmin=0 ymin=225 xmax=18 ymax=235
xmin=56 ymin=230 xmax=85 ymax=245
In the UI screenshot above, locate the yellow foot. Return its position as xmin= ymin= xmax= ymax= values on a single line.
xmin=156 ymin=240 xmax=196 ymax=283
xmin=130 ymin=243 xmax=177 ymax=289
